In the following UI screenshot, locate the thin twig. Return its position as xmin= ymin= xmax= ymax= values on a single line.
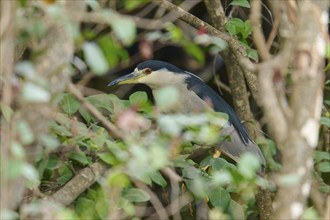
xmin=134 ymin=181 xmax=169 ymax=220
xmin=67 ymin=83 xmax=122 ymax=138
xmin=161 ymin=167 xmax=183 ymax=220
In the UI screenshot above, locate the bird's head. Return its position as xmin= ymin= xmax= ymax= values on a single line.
xmin=108 ymin=60 xmax=187 ymax=89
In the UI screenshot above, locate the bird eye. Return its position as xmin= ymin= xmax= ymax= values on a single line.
xmin=144 ymin=68 xmax=152 ymax=75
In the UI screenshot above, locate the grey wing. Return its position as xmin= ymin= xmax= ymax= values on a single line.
xmin=218 ymin=124 xmax=266 ymax=167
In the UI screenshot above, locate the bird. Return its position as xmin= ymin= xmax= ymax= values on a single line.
xmin=108 ymin=60 xmax=266 ymax=168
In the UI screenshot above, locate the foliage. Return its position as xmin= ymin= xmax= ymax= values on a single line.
xmin=33 ymin=91 xmax=267 ymax=219
xmin=1 ymin=0 xmax=329 ymax=219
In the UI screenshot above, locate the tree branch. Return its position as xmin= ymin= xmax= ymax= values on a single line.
xmin=250 ymin=0 xmax=270 ymax=61
xmin=49 ymin=162 xmax=108 ymax=206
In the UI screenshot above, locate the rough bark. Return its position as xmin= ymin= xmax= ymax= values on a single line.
xmin=0 ymin=0 xmax=86 ymax=215
xmin=256 ymin=1 xmax=328 ymax=219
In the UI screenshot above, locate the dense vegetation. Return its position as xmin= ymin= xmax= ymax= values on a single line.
xmin=1 ymin=0 xmax=329 ymax=219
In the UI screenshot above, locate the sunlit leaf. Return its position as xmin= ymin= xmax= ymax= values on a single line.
xmin=302 ymin=207 xmax=319 ymax=220
xmin=123 ymin=0 xmax=150 ymax=11
xmin=39 ymin=134 xmax=60 ymax=150
xmin=230 ymin=0 xmax=250 ymax=8
xmin=15 ymin=61 xmax=35 ymax=79
xmin=16 ymin=120 xmax=34 ymax=145
xmin=153 ymin=86 xmax=179 ymax=112
xmin=76 ymin=197 xmax=96 ymax=218
xmin=237 ymin=153 xmax=260 ymax=179
xmin=183 ymin=42 xmax=205 ymax=64
xmin=165 ymin=23 xmax=183 ymax=42
xmin=129 ymin=91 xmax=148 ymax=106
xmin=109 ymin=14 xmax=136 ymax=46
xmin=98 ymin=36 xmax=129 ymax=67
xmin=22 ymin=82 xmax=50 ymax=103
xmin=107 ymin=171 xmax=131 ymax=188
xmin=10 ymin=141 xmax=25 ymax=159
xmin=278 ymin=174 xmax=301 ymax=186
xmin=83 ymin=42 xmax=109 ymax=75
xmin=23 ymin=164 xmax=40 ymax=187
xmin=8 ymin=159 xmax=24 ymax=179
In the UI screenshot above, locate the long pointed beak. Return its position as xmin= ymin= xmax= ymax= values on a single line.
xmin=107 ymin=71 xmax=142 ymax=87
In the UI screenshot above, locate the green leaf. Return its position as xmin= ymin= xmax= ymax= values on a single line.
xmin=60 ymin=94 xmax=80 ymax=115
xmin=228 ymin=200 xmax=245 ymax=219
xmin=129 ymin=91 xmax=148 ymax=106
xmin=83 ymin=42 xmax=109 ymax=75
xmin=319 ymin=183 xmax=330 ymax=193
xmin=183 ymin=42 xmax=205 ymax=64
xmin=123 ymin=0 xmax=150 ymax=11
xmin=302 ymin=207 xmax=319 ymax=220
xmin=50 ymin=121 xmax=72 ymax=137
xmin=107 ymin=171 xmax=131 ymax=188
xmin=122 ymin=188 xmax=150 ymax=202
xmin=79 ymin=108 xmax=92 ymax=123
xmin=16 ymin=120 xmax=34 ymax=145
xmin=278 ymin=174 xmax=301 ymax=186
xmin=230 ymin=0 xmax=250 ymax=8
xmin=314 ymin=151 xmax=330 ymax=163
xmin=75 ymin=197 xmax=96 ymax=218
xmin=226 ymin=18 xmax=244 ymax=36
xmin=1 ymin=103 xmax=14 ymax=121
xmin=317 ymin=161 xmax=330 ymax=173
xmin=22 ymin=164 xmax=40 ymax=187
xmin=10 ymin=142 xmax=25 ymax=159
xmin=326 ymin=42 xmax=330 ymax=58
xmin=210 ymin=157 xmax=236 ymax=171
xmin=85 ymin=94 xmax=118 ymax=113
xmin=98 ymin=152 xmax=117 ymax=165
xmin=149 ymin=171 xmax=167 ymax=188
xmin=320 ymin=116 xmax=330 ymax=127
xmin=39 ymin=134 xmax=60 ymax=150
xmin=57 ymin=164 xmax=73 ymax=185
xmin=242 ymin=20 xmax=252 ymax=39
xmin=69 ymin=151 xmax=90 ymax=166
xmin=208 ymin=187 xmax=231 ymax=211
xmin=153 ymin=86 xmax=179 ymax=112
xmin=109 ymin=14 xmax=136 ymax=46
xmin=98 ymin=36 xmax=129 ymax=67
xmin=247 ymin=47 xmax=259 ymax=62
xmin=165 ymin=23 xmax=184 ymax=42
xmin=8 ymin=159 xmax=24 ymax=179
xmin=22 ymin=82 xmax=50 ymax=103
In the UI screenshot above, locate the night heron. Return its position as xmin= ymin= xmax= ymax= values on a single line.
xmin=108 ymin=60 xmax=266 ymax=168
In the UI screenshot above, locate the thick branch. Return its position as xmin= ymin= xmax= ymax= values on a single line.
xmin=203 ymin=0 xmax=225 ymax=30
xmin=50 ymin=162 xmax=108 ymax=206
